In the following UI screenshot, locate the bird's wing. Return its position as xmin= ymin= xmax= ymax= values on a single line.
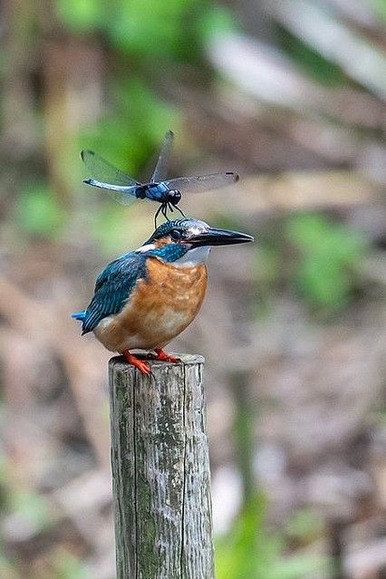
xmin=80 ymin=252 xmax=147 ymax=334
xmin=150 ymin=130 xmax=174 ymax=183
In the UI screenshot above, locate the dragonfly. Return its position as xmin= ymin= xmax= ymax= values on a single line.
xmin=81 ymin=130 xmax=239 ymax=224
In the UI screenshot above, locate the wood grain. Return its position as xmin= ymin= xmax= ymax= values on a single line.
xmin=109 ymin=354 xmax=214 ymax=579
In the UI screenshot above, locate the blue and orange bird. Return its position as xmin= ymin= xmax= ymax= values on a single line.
xmin=81 ymin=131 xmax=239 ymax=224
xmin=72 ymin=218 xmax=253 ymax=374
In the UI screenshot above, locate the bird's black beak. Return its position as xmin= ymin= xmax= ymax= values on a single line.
xmin=186 ymin=226 xmax=254 ymax=247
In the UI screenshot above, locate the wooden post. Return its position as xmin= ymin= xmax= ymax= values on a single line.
xmin=109 ymin=354 xmax=214 ymax=579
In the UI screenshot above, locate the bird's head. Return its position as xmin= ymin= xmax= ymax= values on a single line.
xmin=139 ymin=218 xmax=253 ymax=266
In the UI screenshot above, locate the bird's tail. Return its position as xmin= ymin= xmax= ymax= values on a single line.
xmin=72 ymin=310 xmax=86 ymax=321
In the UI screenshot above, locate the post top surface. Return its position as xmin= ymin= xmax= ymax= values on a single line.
xmin=109 ymin=353 xmax=205 ymax=371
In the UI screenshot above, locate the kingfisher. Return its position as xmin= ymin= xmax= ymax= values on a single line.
xmin=72 ymin=218 xmax=253 ymax=374
xmin=81 ymin=131 xmax=239 ymax=224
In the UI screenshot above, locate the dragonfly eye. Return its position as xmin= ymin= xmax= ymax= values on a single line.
xmin=168 ymin=190 xmax=181 ymax=205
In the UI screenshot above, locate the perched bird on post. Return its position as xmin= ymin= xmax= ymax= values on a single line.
xmin=73 ymin=218 xmax=253 ymax=374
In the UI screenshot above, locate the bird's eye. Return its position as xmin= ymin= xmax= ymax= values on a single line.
xmin=170 ymin=229 xmax=182 ymax=241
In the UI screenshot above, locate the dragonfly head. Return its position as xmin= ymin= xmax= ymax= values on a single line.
xmin=167 ymin=189 xmax=182 ymax=206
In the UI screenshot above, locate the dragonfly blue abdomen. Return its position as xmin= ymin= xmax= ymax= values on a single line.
xmin=143 ymin=182 xmax=172 ymax=201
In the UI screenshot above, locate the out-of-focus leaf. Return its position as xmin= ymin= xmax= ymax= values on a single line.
xmin=267 ymin=0 xmax=386 ymax=99
xmin=17 ymin=184 xmax=66 ymax=238
xmin=80 ymin=78 xmax=179 ymax=179
xmin=55 ymin=0 xmax=105 ymax=32
xmin=107 ymin=0 xmax=187 ymax=58
xmin=286 ymin=213 xmax=368 ymax=312
xmin=216 ymin=493 xmax=326 ymax=579
xmin=285 ymin=509 xmax=324 ymax=544
xmin=56 ymin=0 xmax=237 ymax=62
xmin=216 ymin=493 xmax=271 ymax=579
xmin=198 ymin=4 xmax=240 ymax=44
xmin=277 ymin=28 xmax=345 ymax=85
xmin=10 ymin=490 xmax=50 ymax=530
xmin=370 ymin=0 xmax=386 ymax=23
xmin=271 ymin=554 xmax=327 ymax=579
xmin=87 ymin=203 xmax=149 ymax=254
xmin=0 ymin=555 xmax=18 ymax=579
xmin=50 ymin=549 xmax=90 ymax=579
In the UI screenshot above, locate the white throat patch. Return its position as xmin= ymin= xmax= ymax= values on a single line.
xmin=174 ymin=246 xmax=211 ymax=267
xmin=136 ymin=243 xmax=157 ymax=253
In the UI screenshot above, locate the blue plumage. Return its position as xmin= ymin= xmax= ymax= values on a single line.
xmin=72 ymin=310 xmax=86 ymax=321
xmin=74 ymin=222 xmax=193 ymax=335
xmin=76 ymin=252 xmax=147 ymax=335
xmin=72 ymin=218 xmax=253 ymax=372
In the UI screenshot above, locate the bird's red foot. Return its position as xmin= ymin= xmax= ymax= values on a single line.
xmin=122 ymin=350 xmax=151 ymax=375
xmin=154 ymin=349 xmax=179 ymax=364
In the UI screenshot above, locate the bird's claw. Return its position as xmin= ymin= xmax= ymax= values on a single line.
xmin=154 ymin=349 xmax=180 ymax=364
xmin=122 ymin=349 xmax=179 ymax=374
xmin=122 ymin=350 xmax=151 ymax=375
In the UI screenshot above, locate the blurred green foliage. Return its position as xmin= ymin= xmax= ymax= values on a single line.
xmin=47 ymin=550 xmax=89 ymax=579
xmin=0 ymin=555 xmax=18 ymax=579
xmin=7 ymin=0 xmax=238 ymax=245
xmin=56 ymin=0 xmax=238 ymax=176
xmin=79 ymin=79 xmax=179 ymax=178
xmin=16 ymin=183 xmax=66 ymax=239
xmin=88 ymin=203 xmax=148 ymax=254
xmin=56 ymin=0 xmax=236 ymax=61
xmin=0 ymin=456 xmax=89 ymax=579
xmin=284 ymin=508 xmax=324 ymax=546
xmin=52 ymin=0 xmax=238 ymax=249
xmin=277 ymin=28 xmax=345 ymax=85
xmin=9 ymin=490 xmax=51 ymax=530
xmin=286 ymin=213 xmax=368 ymax=313
xmin=370 ymin=0 xmax=386 ymax=22
xmin=2 ymin=0 xmax=380 ymax=575
xmin=216 ymin=494 xmax=326 ymax=579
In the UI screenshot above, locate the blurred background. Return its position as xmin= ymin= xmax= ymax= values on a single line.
xmin=1 ymin=0 xmax=386 ymax=577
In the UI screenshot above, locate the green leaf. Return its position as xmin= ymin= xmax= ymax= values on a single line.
xmin=16 ymin=184 xmax=66 ymax=238
xmin=286 ymin=213 xmax=368 ymax=312
xmin=105 ymin=0 xmax=201 ymax=59
xmin=369 ymin=0 xmax=386 ymax=23
xmin=80 ymin=78 xmax=179 ymax=178
xmin=216 ymin=494 xmax=279 ymax=579
xmin=0 ymin=554 xmax=18 ymax=579
xmin=50 ymin=549 xmax=90 ymax=579
xmin=55 ymin=0 xmax=105 ymax=32
xmin=197 ymin=4 xmax=239 ymax=44
xmin=10 ymin=490 xmax=50 ymax=530
xmin=216 ymin=493 xmax=327 ymax=579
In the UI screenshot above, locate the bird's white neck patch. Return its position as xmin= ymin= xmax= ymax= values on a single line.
xmin=136 ymin=243 xmax=156 ymax=253
xmin=174 ymin=246 xmax=211 ymax=267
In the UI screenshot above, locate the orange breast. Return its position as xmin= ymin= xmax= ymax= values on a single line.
xmin=94 ymin=257 xmax=207 ymax=352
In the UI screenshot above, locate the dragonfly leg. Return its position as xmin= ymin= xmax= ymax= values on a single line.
xmin=161 ymin=203 xmax=170 ymax=222
xmin=154 ymin=204 xmax=163 ymax=227
xmin=175 ymin=204 xmax=186 ymax=218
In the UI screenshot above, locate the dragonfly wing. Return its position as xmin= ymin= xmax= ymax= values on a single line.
xmin=165 ymin=172 xmax=239 ymax=194
xmin=81 ymin=150 xmax=138 ymax=187
xmin=150 ymin=130 xmax=174 ymax=183
xmin=83 ymin=179 xmax=138 ymax=206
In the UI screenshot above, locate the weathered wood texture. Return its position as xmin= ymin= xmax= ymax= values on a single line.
xmin=109 ymin=354 xmax=214 ymax=579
